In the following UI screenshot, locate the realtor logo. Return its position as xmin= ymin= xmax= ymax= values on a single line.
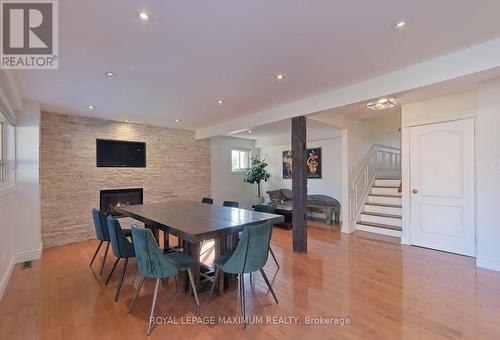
xmin=1 ymin=0 xmax=58 ymax=69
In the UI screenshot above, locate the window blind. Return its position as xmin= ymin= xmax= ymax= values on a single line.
xmin=0 ymin=101 xmax=16 ymax=126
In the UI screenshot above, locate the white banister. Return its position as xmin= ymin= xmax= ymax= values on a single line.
xmin=349 ymin=144 xmax=401 ymax=226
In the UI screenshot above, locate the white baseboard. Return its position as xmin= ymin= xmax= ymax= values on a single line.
xmin=0 ymin=242 xmax=43 ymax=302
xmin=0 ymin=254 xmax=16 ymax=302
xmin=477 ymin=256 xmax=500 ymax=272
xmin=14 ymin=242 xmax=43 ymax=263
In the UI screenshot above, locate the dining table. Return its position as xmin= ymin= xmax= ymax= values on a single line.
xmin=115 ymin=201 xmax=284 ymax=293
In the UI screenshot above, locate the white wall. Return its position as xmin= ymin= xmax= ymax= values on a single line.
xmin=254 ymin=121 xmax=342 ymax=148
xmin=0 ymin=191 xmax=16 ymax=299
xmin=476 ymin=78 xmax=500 ymax=271
xmin=309 ymin=110 xmax=402 ymax=231
xmin=210 ymin=136 xmax=257 ymax=209
xmin=0 ymin=122 xmax=16 ymax=300
xmin=0 ymin=72 xmax=18 ymax=300
xmin=14 ymin=100 xmax=42 ymax=258
xmin=402 ymin=91 xmax=476 ymax=126
xmin=347 ymin=112 xmax=401 ymax=182
xmin=344 ymin=112 xmax=401 ymax=230
xmin=401 ymin=85 xmax=500 ymax=272
xmin=211 ymin=121 xmax=343 ymax=221
xmin=260 ymin=137 xmax=343 ymax=205
xmin=400 ymin=91 xmax=476 ymax=245
xmin=311 ymin=110 xmax=401 ymax=183
xmin=0 ymin=97 xmax=42 ymax=301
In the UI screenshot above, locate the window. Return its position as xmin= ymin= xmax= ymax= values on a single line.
xmin=231 ymin=149 xmax=250 ymax=171
xmin=0 ymin=122 xmax=4 ymax=182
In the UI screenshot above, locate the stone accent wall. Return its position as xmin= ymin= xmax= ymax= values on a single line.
xmin=40 ymin=112 xmax=211 ymax=248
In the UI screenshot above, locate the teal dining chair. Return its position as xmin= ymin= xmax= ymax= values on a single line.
xmin=201 ymin=197 xmax=213 ymax=204
xmin=223 ymin=200 xmax=239 ymax=208
xmin=106 ymin=216 xmax=136 ymax=301
xmin=90 ymin=208 xmax=131 ymax=275
xmin=129 ymin=226 xmax=200 ymax=336
xmin=208 ymin=222 xmax=278 ymax=328
xmin=253 ymin=204 xmax=280 ymax=269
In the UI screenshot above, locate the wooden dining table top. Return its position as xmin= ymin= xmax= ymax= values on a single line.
xmin=115 ymin=201 xmax=285 ymax=242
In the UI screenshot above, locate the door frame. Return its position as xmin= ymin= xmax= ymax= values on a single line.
xmin=401 ymin=115 xmax=476 ymax=257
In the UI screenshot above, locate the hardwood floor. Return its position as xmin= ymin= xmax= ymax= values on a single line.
xmin=2 ymin=223 xmax=500 ymax=339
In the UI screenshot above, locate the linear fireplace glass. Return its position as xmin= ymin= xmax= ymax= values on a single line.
xmin=100 ymin=188 xmax=143 ymax=216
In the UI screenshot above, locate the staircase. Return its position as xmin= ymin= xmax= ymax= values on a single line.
xmin=356 ymin=177 xmax=402 ymax=237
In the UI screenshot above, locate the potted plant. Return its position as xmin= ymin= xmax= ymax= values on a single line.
xmin=244 ymin=157 xmax=271 ymax=204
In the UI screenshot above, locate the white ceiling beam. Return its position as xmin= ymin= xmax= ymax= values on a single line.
xmin=195 ymin=38 xmax=500 ymax=139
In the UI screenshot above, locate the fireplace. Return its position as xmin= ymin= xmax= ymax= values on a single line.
xmin=100 ymin=188 xmax=143 ymax=216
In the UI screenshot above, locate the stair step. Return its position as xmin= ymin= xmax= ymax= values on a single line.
xmin=371 ymin=187 xmax=400 ymax=195
xmin=367 ymin=195 xmax=402 ymax=205
xmin=369 ymin=194 xmax=401 ymax=198
xmin=364 ymin=203 xmax=402 ymax=215
xmin=359 ymin=211 xmax=402 ymax=227
xmin=374 ymin=179 xmax=401 ymax=187
xmin=356 ymin=223 xmax=402 ymax=238
xmin=365 ymin=202 xmax=402 ymax=208
xmin=361 ymin=211 xmax=402 ymax=219
xmin=357 ymin=221 xmax=402 ymax=231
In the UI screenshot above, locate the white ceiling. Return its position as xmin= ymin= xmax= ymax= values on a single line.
xmin=14 ymin=0 xmax=500 ymax=130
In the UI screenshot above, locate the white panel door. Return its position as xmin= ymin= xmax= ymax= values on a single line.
xmin=410 ymin=119 xmax=475 ymax=256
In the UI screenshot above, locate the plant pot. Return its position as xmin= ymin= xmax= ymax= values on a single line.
xmin=253 ymin=196 xmax=265 ymax=205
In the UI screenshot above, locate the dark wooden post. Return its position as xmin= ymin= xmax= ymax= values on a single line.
xmin=292 ymin=116 xmax=307 ymax=252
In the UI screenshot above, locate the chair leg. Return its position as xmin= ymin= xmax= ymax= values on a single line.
xmin=90 ymin=240 xmax=103 ymax=267
xmin=105 ymin=258 xmax=120 ymax=285
xmin=269 ymin=247 xmax=280 ymax=269
xmin=99 ymin=241 xmax=110 ymax=275
xmin=187 ymin=268 xmax=200 ymax=308
xmin=208 ymin=268 xmax=220 ymax=303
xmin=114 ymin=258 xmax=129 ymax=302
xmin=259 ymin=268 xmax=278 ymax=304
xmin=128 ymin=276 xmax=146 ymax=313
xmin=147 ymin=278 xmax=161 ymax=336
xmin=239 ymin=273 xmax=246 ymax=329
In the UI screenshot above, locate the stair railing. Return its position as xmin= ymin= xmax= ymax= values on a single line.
xmin=349 ymin=144 xmax=401 ymax=226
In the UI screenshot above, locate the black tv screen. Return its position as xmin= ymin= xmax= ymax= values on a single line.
xmin=96 ymin=139 xmax=146 ymax=167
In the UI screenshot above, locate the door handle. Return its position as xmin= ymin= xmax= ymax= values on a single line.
xmin=412 ymin=189 xmax=418 ymax=194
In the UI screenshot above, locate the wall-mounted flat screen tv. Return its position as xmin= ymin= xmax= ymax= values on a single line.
xmin=96 ymin=139 xmax=146 ymax=167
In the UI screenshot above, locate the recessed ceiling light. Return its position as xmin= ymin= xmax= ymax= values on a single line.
xmin=395 ymin=20 xmax=407 ymax=28
xmin=88 ymin=105 xmax=95 ymax=110
xmin=175 ymin=119 xmax=180 ymax=123
xmin=217 ymin=99 xmax=224 ymax=104
xmin=367 ymin=98 xmax=396 ymax=111
xmin=139 ymin=11 xmax=149 ymax=21
xmin=248 ymin=130 xmax=253 ymax=133
xmin=105 ymin=72 xmax=115 ymax=77
xmin=276 ymin=74 xmax=285 ymax=80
